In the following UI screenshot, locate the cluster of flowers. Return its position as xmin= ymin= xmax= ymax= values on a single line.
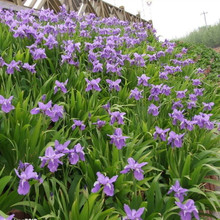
xmin=40 ymin=140 xmax=85 ymax=172
xmin=30 ymin=100 xmax=64 ymax=122
xmin=0 ymin=5 xmax=219 ymax=220
xmin=15 ymin=140 xmax=85 ymax=195
xmin=0 ymin=58 xmax=36 ymax=74
xmin=168 ymin=180 xmax=199 ymax=220
xmin=91 ymin=157 xmax=147 ymax=219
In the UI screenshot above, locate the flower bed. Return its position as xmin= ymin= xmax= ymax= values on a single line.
xmin=0 ymin=6 xmax=219 ymax=220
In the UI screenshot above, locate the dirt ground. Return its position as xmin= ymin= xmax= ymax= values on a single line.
xmin=213 ymin=47 xmax=220 ymax=53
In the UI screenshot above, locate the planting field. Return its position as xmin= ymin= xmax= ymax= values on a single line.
xmin=0 ymin=6 xmax=219 ymax=220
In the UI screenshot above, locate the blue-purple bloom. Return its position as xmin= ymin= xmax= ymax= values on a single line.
xmin=192 ymin=79 xmax=201 ymax=86
xmin=31 ymin=48 xmax=47 ymax=60
xmin=0 ymin=95 xmax=15 ymax=113
xmin=168 ymin=131 xmax=185 ymax=148
xmin=153 ymin=126 xmax=170 ymax=141
xmin=15 ymin=163 xmax=42 ymax=195
xmin=46 ymin=104 xmax=64 ymax=122
xmin=108 ymin=128 xmax=129 ymax=149
xmin=55 ymin=140 xmax=71 ymax=154
xmin=72 ymin=119 xmax=86 ymax=130
xmin=202 ymin=102 xmax=214 ymax=111
xmin=6 ymin=60 xmax=21 ymax=74
xmin=172 ymin=100 xmax=184 ymax=110
xmin=102 ymin=102 xmax=110 ymax=111
xmin=137 ymin=74 xmax=150 ymax=86
xmin=175 ymin=199 xmax=200 ymax=220
xmin=168 ymin=180 xmax=188 ymax=202
xmin=129 ymin=88 xmax=143 ymax=100
xmin=91 ymin=172 xmax=118 ymax=196
xmin=0 ymin=214 xmax=15 ymax=220
xmin=30 ymin=101 xmax=52 ymax=115
xmin=187 ymin=101 xmax=196 ymax=109
xmin=120 ymin=157 xmax=148 ymax=180
xmin=23 ymin=63 xmax=36 ymax=73
xmin=85 ymin=78 xmax=101 ymax=91
xmin=193 ymin=113 xmax=214 ymax=130
xmin=93 ymin=119 xmax=106 ymax=129
xmin=106 ymin=79 xmax=121 ymax=91
xmin=68 ymin=143 xmax=85 ymax=165
xmin=109 ymin=111 xmax=126 ymax=125
xmin=148 ymin=104 xmax=159 ymax=116
xmin=54 ymin=79 xmax=68 ymax=94
xmin=180 ymin=119 xmax=195 ymax=131
xmin=176 ymin=89 xmax=187 ymax=99
xmin=169 ymin=109 xmax=185 ymax=125
xmin=39 ymin=146 xmax=64 ymax=172
xmin=123 ymin=204 xmax=145 ymax=220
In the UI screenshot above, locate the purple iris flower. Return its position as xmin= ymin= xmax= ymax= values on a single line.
xmin=192 ymin=79 xmax=201 ymax=86
xmin=148 ymin=54 xmax=157 ymax=61
xmin=6 ymin=60 xmax=21 ymax=74
xmin=202 ymin=102 xmax=214 ymax=111
xmin=93 ymin=119 xmax=106 ymax=129
xmin=15 ymin=164 xmax=41 ymax=195
xmin=176 ymin=89 xmax=187 ymax=99
xmin=0 ymin=95 xmax=14 ymax=113
xmin=172 ymin=100 xmax=184 ymax=110
xmin=30 ymin=101 xmax=52 ymax=115
xmin=106 ymin=79 xmax=121 ymax=91
xmin=168 ymin=180 xmax=188 ymax=202
xmin=120 ymin=157 xmax=148 ymax=180
xmin=149 ymin=84 xmax=162 ymax=101
xmin=196 ymin=68 xmax=204 ymax=74
xmin=159 ymin=71 xmax=169 ymax=80
xmin=102 ymin=102 xmax=110 ymax=112
xmin=92 ymin=61 xmax=103 ymax=73
xmin=181 ymin=48 xmax=188 ymax=54
xmin=23 ymin=63 xmax=36 ymax=73
xmin=153 ymin=126 xmax=170 ymax=141
xmin=180 ymin=119 xmax=195 ymax=131
xmin=46 ymin=104 xmax=64 ymax=122
xmin=148 ymin=104 xmax=159 ymax=116
xmin=168 ymin=131 xmax=185 ymax=148
xmin=147 ymin=45 xmax=154 ymax=51
xmin=54 ymin=79 xmax=68 ymax=94
xmin=55 ymin=140 xmax=71 ymax=154
xmin=161 ymin=85 xmax=172 ymax=96
xmin=109 ymin=111 xmax=126 ymax=125
xmin=0 ymin=214 xmax=15 ymax=220
xmin=193 ymin=113 xmax=214 ymax=130
xmin=157 ymin=50 xmax=165 ymax=58
xmin=189 ymin=94 xmax=198 ymax=101
xmin=68 ymin=143 xmax=85 ymax=165
xmin=175 ymin=199 xmax=200 ymax=220
xmin=91 ymin=172 xmax=118 ymax=196
xmin=0 ymin=57 xmax=5 ymax=67
xmin=169 ymin=109 xmax=185 ymax=125
xmin=85 ymin=78 xmax=101 ymax=92
xmin=31 ymin=48 xmax=47 ymax=60
xmin=39 ymin=146 xmax=64 ymax=172
xmin=193 ymin=88 xmax=204 ymax=96
xmin=129 ymin=88 xmax=143 ymax=100
xmin=108 ymin=128 xmax=129 ymax=149
xmin=44 ymin=34 xmax=58 ymax=49
xmin=137 ymin=74 xmax=150 ymax=86
xmin=72 ymin=119 xmax=86 ymax=130
xmin=187 ymin=101 xmax=196 ymax=109
xmin=123 ymin=204 xmax=145 ymax=220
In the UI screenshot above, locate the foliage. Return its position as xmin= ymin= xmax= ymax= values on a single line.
xmin=0 ymin=7 xmax=219 ymax=220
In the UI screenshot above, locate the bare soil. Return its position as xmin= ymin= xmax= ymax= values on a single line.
xmin=213 ymin=47 xmax=220 ymax=53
